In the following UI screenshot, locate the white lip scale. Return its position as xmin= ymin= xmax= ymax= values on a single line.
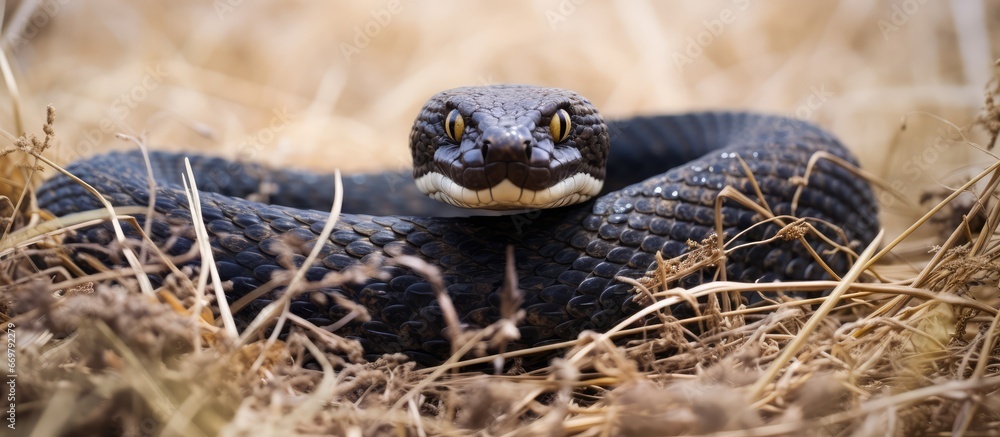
xmin=415 ymin=171 xmax=604 ymax=210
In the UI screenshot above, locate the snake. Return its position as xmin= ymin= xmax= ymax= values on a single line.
xmin=37 ymin=85 xmax=879 ymax=366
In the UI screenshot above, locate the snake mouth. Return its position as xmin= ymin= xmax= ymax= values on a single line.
xmin=415 ymin=172 xmax=603 ymax=209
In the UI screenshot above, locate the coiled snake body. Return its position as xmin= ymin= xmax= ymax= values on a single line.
xmin=38 ymin=86 xmax=878 ymax=365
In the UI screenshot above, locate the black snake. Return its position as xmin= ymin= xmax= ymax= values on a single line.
xmin=37 ymin=85 xmax=879 ymax=365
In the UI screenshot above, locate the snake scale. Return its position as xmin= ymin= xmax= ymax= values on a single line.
xmin=37 ymin=86 xmax=879 ymax=365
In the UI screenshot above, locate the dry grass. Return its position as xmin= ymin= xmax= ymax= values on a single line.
xmin=2 ymin=1 xmax=1000 ymax=435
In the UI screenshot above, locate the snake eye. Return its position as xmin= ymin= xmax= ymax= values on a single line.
xmin=444 ymin=109 xmax=465 ymax=142
xmin=549 ymin=109 xmax=571 ymax=143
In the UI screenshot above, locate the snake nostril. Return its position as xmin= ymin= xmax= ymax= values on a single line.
xmin=524 ymin=141 xmax=533 ymax=158
xmin=482 ymin=141 xmax=490 ymax=159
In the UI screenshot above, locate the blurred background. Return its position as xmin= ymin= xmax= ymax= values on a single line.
xmin=3 ymin=0 xmax=998 ymax=236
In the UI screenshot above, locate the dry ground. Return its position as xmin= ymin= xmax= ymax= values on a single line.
xmin=1 ymin=1 xmax=1000 ymax=435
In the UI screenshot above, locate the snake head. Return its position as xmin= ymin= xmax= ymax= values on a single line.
xmin=410 ymin=85 xmax=609 ymax=210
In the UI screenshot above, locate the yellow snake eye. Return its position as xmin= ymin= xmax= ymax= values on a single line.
xmin=549 ymin=109 xmax=571 ymax=143
xmin=444 ymin=109 xmax=465 ymax=142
